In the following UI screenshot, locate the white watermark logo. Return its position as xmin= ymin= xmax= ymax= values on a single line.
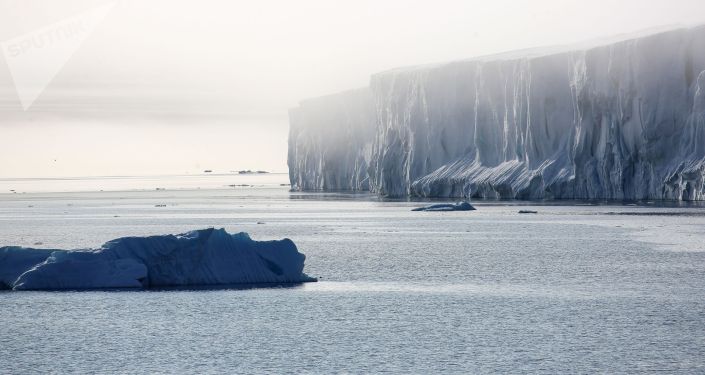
xmin=1 ymin=2 xmax=116 ymax=110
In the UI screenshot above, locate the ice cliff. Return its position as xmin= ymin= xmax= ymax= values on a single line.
xmin=288 ymin=88 xmax=376 ymax=191
xmin=288 ymin=25 xmax=705 ymax=200
xmin=0 ymin=228 xmax=316 ymax=290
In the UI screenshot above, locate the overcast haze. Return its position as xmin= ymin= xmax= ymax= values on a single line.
xmin=1 ymin=0 xmax=704 ymax=178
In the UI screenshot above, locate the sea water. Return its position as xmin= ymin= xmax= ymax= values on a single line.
xmin=1 ymin=174 xmax=705 ymax=373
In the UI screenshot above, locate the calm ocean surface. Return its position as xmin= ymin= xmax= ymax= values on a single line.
xmin=1 ymin=174 xmax=705 ymax=373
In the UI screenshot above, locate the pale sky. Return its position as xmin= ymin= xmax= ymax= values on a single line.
xmin=1 ymin=0 xmax=704 ymax=178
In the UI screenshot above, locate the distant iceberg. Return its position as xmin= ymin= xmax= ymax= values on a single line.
xmin=0 ymin=228 xmax=316 ymax=291
xmin=411 ymin=201 xmax=476 ymax=211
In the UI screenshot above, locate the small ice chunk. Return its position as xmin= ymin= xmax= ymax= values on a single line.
xmin=412 ymin=201 xmax=476 ymax=212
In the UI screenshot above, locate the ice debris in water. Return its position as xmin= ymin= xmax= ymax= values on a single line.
xmin=412 ymin=201 xmax=476 ymax=212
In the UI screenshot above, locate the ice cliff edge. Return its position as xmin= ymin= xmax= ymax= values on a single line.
xmin=0 ymin=228 xmax=316 ymax=290
xmin=288 ymin=25 xmax=705 ymax=200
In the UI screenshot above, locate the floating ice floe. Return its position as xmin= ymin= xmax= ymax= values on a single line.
xmin=412 ymin=201 xmax=476 ymax=212
xmin=0 ymin=228 xmax=316 ymax=291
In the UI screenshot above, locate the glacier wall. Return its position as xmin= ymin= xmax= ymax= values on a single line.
xmin=288 ymin=26 xmax=705 ymax=200
xmin=288 ymin=88 xmax=375 ymax=191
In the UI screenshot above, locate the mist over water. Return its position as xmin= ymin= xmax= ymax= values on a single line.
xmin=2 ymin=0 xmax=705 ymax=177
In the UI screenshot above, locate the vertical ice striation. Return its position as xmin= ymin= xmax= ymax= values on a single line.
xmin=288 ymin=88 xmax=375 ymax=191
xmin=288 ymin=26 xmax=705 ymax=200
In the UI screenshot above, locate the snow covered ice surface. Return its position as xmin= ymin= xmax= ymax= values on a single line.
xmin=289 ymin=25 xmax=705 ymax=200
xmin=411 ymin=201 xmax=476 ymax=211
xmin=0 ymin=228 xmax=315 ymax=290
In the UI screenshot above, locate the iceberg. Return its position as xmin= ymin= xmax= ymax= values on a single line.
xmin=288 ymin=25 xmax=705 ymax=200
xmin=0 ymin=228 xmax=316 ymax=291
xmin=411 ymin=201 xmax=476 ymax=211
